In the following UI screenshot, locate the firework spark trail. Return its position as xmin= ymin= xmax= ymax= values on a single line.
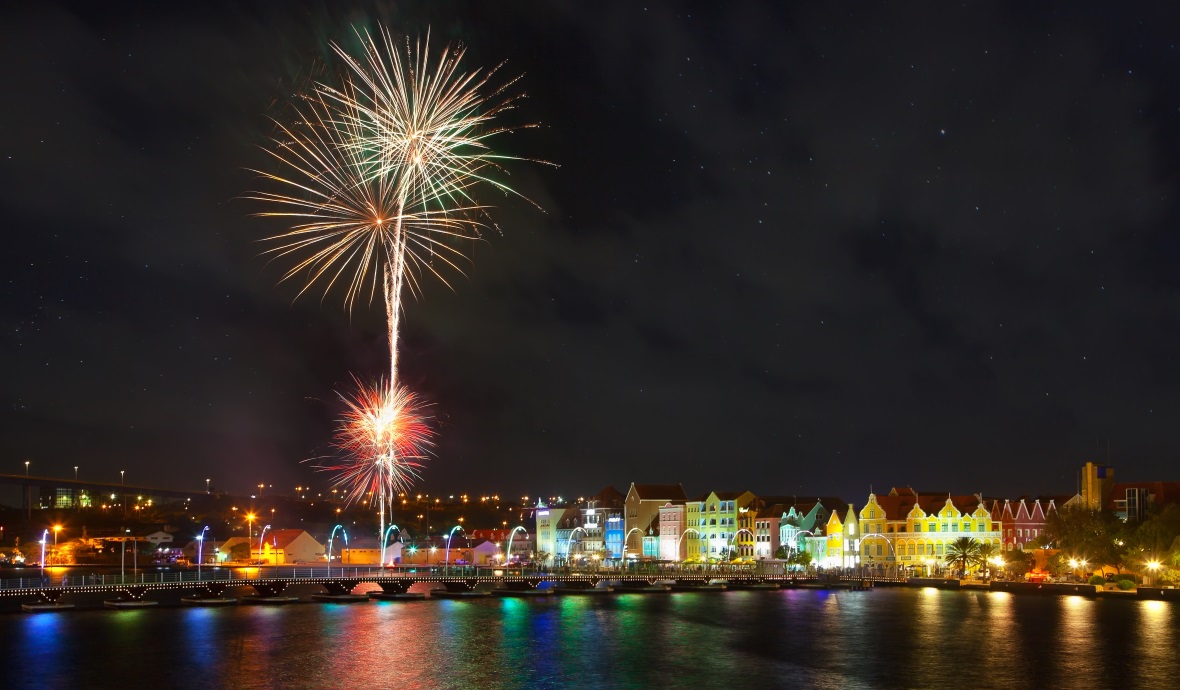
xmin=321 ymin=25 xmax=545 ymax=383
xmin=250 ymin=24 xmax=545 ymax=541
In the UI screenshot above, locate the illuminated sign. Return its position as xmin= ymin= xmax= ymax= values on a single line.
xmin=537 ymin=510 xmax=550 ymax=517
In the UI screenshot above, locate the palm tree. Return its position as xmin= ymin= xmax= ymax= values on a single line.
xmin=977 ymin=542 xmax=999 ymax=580
xmin=944 ymin=537 xmax=981 ymax=578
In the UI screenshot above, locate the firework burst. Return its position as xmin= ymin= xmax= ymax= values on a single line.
xmin=249 ymin=25 xmax=545 ymax=383
xmin=250 ymin=24 xmax=544 ymax=540
xmin=320 ymin=377 xmax=434 ymax=541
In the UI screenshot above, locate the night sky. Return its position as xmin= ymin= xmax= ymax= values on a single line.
xmin=4 ymin=2 xmax=1180 ymax=502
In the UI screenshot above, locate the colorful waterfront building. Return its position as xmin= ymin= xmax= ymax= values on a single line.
xmin=989 ymin=498 xmax=1060 ymax=552
xmin=818 ymin=504 xmax=859 ymax=569
xmin=858 ymin=488 xmax=1001 ymax=575
xmin=658 ymin=502 xmax=688 ymax=561
xmin=624 ymin=483 xmax=687 ymax=558
xmin=692 ymin=491 xmax=757 ymax=561
xmin=579 ymin=486 xmax=625 ymax=558
xmin=534 ymin=501 xmax=569 ymax=564
xmin=779 ymin=498 xmax=847 ymax=558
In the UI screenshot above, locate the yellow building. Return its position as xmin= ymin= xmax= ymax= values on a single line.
xmin=858 ymin=488 xmax=1002 ymax=575
xmin=818 ymin=504 xmax=861 ymax=569
xmin=687 ymin=491 xmax=756 ymax=561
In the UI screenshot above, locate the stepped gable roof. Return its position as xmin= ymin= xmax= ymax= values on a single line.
xmin=631 ymin=483 xmax=687 ymax=501
xmin=902 ymin=492 xmax=982 ymax=517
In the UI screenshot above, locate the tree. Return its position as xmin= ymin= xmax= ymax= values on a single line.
xmin=944 ymin=537 xmax=981 ymax=577
xmin=1043 ymin=504 xmax=1125 ymax=570
xmin=230 ymin=542 xmax=251 ymax=561
xmin=788 ymin=550 xmax=813 ymax=570
xmin=977 ymin=543 xmax=999 ymax=580
xmin=774 ymin=546 xmax=791 ymax=559
xmin=1004 ymin=549 xmax=1035 ymax=578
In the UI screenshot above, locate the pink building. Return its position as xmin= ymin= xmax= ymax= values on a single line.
xmin=990 ymin=498 xmax=1060 ymax=552
xmin=658 ymin=502 xmax=687 ymax=561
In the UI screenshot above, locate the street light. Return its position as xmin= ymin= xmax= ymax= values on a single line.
xmin=120 ymin=470 xmax=125 ymax=485
xmin=74 ymin=466 xmax=78 ymax=481
xmin=53 ymin=525 xmax=62 ymax=563
xmin=205 ymin=478 xmax=211 ymax=493
xmin=445 ymin=525 xmax=465 ymax=575
xmin=197 ymin=526 xmax=209 ymax=579
xmin=25 ymin=461 xmax=29 ymax=476
xmin=258 ymin=525 xmax=271 ymax=566
xmin=246 ymin=513 xmax=256 ymax=545
xmin=39 ymin=529 xmax=48 ymax=578
xmin=1146 ymin=560 xmax=1161 ymax=587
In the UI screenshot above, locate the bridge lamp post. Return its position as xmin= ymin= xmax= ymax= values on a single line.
xmin=445 ymin=526 xmax=465 ymax=575
xmin=327 ymin=525 xmax=345 ymax=576
xmin=197 ymin=526 xmax=209 ymax=579
xmin=381 ymin=524 xmax=401 ymax=567
xmin=505 ymin=526 xmax=528 ymax=566
xmin=39 ymin=529 xmax=47 ymax=578
xmin=676 ymin=528 xmax=701 ymax=565
xmin=258 ymin=525 xmax=271 ymax=567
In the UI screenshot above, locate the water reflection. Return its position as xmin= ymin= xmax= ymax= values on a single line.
xmin=4 ymin=589 xmax=1179 ymax=689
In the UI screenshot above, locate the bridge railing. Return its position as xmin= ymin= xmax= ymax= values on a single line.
xmin=0 ymin=563 xmax=822 ymax=592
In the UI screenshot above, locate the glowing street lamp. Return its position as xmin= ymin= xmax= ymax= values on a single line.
xmin=25 ymin=461 xmax=29 ymax=476
xmin=445 ymin=525 xmax=465 ymax=575
xmin=327 ymin=525 xmax=347 ymax=576
xmin=1146 ymin=560 xmax=1161 ymax=586
xmin=39 ymin=529 xmax=48 ymax=576
xmin=258 ymin=525 xmax=271 ymax=566
xmin=197 ymin=525 xmax=209 ymax=578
